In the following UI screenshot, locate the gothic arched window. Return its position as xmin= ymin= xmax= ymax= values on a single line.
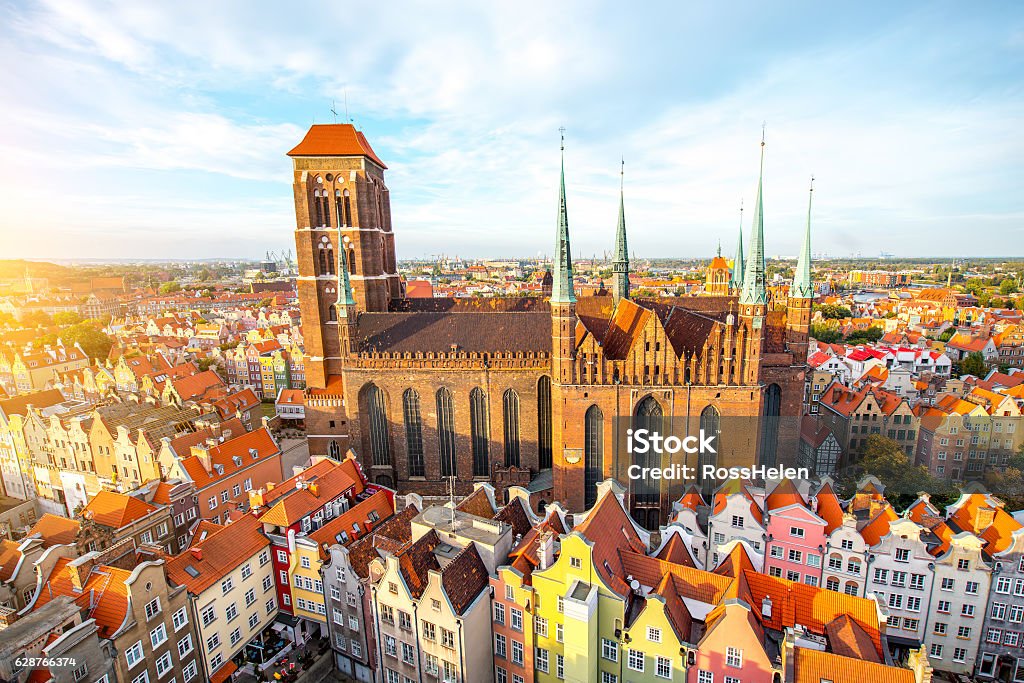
xmin=318 ymin=248 xmax=328 ymax=276
xmin=584 ymin=405 xmax=603 ymax=508
xmin=699 ymin=405 xmax=721 ymax=494
xmin=632 ymin=396 xmax=663 ymax=508
xmin=313 ymin=189 xmax=323 ymax=227
xmin=343 ymin=189 xmax=352 ymax=227
xmin=326 ymin=247 xmax=335 ymax=275
xmin=760 ymin=384 xmax=782 ymax=467
xmin=335 ymin=190 xmax=344 ymax=228
xmin=537 ymin=376 xmax=553 ymax=470
xmin=328 ymin=304 xmax=337 ymax=322
xmin=470 ymin=387 xmax=489 ymax=477
xmin=503 ymin=389 xmax=520 ymax=467
xmin=437 ymin=388 xmax=457 ymax=477
xmin=403 ymin=389 xmax=425 ymax=477
xmin=349 ymin=250 xmax=357 ymax=275
xmin=364 ymin=384 xmax=390 ymax=467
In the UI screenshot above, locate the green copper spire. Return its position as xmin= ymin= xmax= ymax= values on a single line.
xmin=612 ymin=158 xmax=629 ymax=302
xmin=551 ymin=129 xmax=576 ymax=305
xmin=336 ymin=227 xmax=355 ymax=315
xmin=740 ymin=134 xmax=767 ymax=306
xmin=730 ymin=201 xmax=745 ymax=292
xmin=792 ymin=176 xmax=815 ymax=299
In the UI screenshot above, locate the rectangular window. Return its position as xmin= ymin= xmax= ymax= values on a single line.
xmin=150 ymin=622 xmax=167 ymax=648
xmin=726 ymin=647 xmax=742 ymax=667
xmin=155 ymin=652 xmax=172 ymax=678
xmin=511 ymin=607 xmax=523 ymax=631
xmin=656 ymin=656 xmax=672 ymax=678
xmin=512 ymin=640 xmax=524 ymax=665
xmin=535 ymin=616 xmax=548 ymax=637
xmin=647 ymin=626 xmax=661 ymax=643
xmin=601 ymin=638 xmax=618 ymax=661
xmin=125 ymin=641 xmax=144 ymax=668
xmin=145 ymin=597 xmax=161 ymax=621
xmin=172 ymin=607 xmax=188 ymax=631
xmin=628 ymin=649 xmax=644 ymax=672
xmin=536 ymin=648 xmax=549 ymax=674
xmin=698 ymin=672 xmax=714 ymax=683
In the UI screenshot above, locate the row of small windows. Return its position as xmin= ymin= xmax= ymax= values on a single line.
xmin=362 ymin=380 xmax=553 ymax=479
xmin=312 ymin=188 xmax=353 ymax=228
xmin=317 ymin=244 xmax=358 ymax=277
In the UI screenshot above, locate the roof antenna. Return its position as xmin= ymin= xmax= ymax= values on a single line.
xmin=448 ymin=475 xmax=456 ymax=529
xmin=331 ymin=100 xmax=338 ymax=124
xmin=344 ymin=88 xmax=352 ymax=123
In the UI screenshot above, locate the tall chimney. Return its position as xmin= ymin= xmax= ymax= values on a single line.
xmin=538 ymin=530 xmax=554 ymax=571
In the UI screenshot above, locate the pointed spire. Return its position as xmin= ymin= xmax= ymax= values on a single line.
xmin=792 ymin=176 xmax=815 ymax=299
xmin=612 ymin=157 xmax=630 ymax=302
xmin=717 ymin=240 xmax=722 ymax=257
xmin=740 ymin=130 xmax=767 ymax=306
xmin=336 ymin=227 xmax=355 ymax=315
xmin=730 ymin=200 xmax=745 ymax=292
xmin=551 ymin=129 xmax=576 ymax=305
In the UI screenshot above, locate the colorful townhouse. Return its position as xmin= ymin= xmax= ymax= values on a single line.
xmin=159 ymin=425 xmax=284 ymax=524
xmin=946 ymin=490 xmax=1024 ymax=681
xmin=762 ymin=479 xmax=826 ymax=586
xmin=918 ymin=518 xmax=992 ymax=676
xmin=251 ymin=456 xmax=377 ymax=644
xmin=165 ymin=512 xmax=277 ymax=683
xmin=864 ymin=515 xmax=936 ymax=659
xmin=25 ymin=541 xmax=203 ymax=683
xmin=322 ymin=504 xmax=420 ymax=681
xmin=815 ymin=481 xmax=868 ymax=596
xmin=286 ymin=488 xmax=394 ymax=636
xmin=706 ymin=481 xmax=765 ymax=566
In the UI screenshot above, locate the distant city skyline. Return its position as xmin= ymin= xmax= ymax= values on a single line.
xmin=1 ymin=2 xmax=1022 ymax=261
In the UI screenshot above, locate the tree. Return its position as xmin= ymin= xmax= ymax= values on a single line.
xmin=844 ymin=327 xmax=884 ymax=345
xmin=960 ymin=351 xmax=986 ymax=377
xmin=159 ymin=281 xmax=181 ymax=294
xmin=59 ymin=323 xmax=114 ymax=360
xmin=844 ymin=435 xmax=957 ymax=508
xmin=938 ymin=328 xmax=955 ymax=342
xmin=810 ymin=323 xmax=841 ymax=344
xmin=21 ymin=310 xmax=52 ymax=327
xmin=53 ymin=311 xmax=83 ymax=326
xmin=1000 ymin=278 xmax=1019 ymax=296
xmin=814 ymin=304 xmax=852 ymax=320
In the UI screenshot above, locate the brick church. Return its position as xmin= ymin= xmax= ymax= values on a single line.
xmin=290 ymin=123 xmax=814 ymax=528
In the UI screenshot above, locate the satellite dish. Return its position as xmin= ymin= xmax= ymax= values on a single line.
xmin=629 ymin=579 xmax=640 ymax=591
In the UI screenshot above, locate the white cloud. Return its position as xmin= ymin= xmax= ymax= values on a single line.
xmin=0 ymin=1 xmax=1021 ymax=260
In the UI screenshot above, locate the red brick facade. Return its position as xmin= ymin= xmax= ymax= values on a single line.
xmin=291 ymin=124 xmax=808 ymax=528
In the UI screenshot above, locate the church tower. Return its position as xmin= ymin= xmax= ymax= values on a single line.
xmin=551 ymin=132 xmax=577 ymax=386
xmin=288 ymin=124 xmax=402 ymax=385
xmin=787 ymin=177 xmax=815 ymax=360
xmin=612 ymin=161 xmax=630 ymax=303
xmin=738 ymin=135 xmax=770 ymax=391
xmin=730 ymin=203 xmax=745 ymax=294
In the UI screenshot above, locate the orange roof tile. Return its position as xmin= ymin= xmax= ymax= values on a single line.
xmin=744 ymin=569 xmax=884 ymax=658
xmin=949 ymin=492 xmax=1022 ymax=555
xmin=180 ymin=427 xmax=282 ymax=491
xmin=793 ymin=648 xmax=913 ymax=683
xmin=859 ymin=505 xmax=899 ymax=547
xmin=654 ymin=533 xmax=695 ymax=567
xmin=814 ymin=483 xmax=845 ymax=535
xmin=674 ymin=485 xmax=705 ymax=513
xmin=287 ymin=124 xmax=387 ymax=168
xmin=82 ymin=490 xmax=158 ymax=529
xmin=31 ymin=557 xmax=131 ymax=638
xmin=575 ymin=492 xmax=647 ymax=596
xmin=765 ymin=478 xmax=805 ymax=512
xmin=210 ymin=659 xmax=238 ymax=683
xmin=258 ymin=462 xmax=355 ymax=527
xmin=0 ymin=540 xmax=22 ymax=581
xmin=165 ymin=513 xmax=269 ymax=594
xmin=27 ymin=514 xmax=80 ymax=547
xmin=308 ymin=489 xmax=395 ymax=557
xmin=619 ymin=551 xmax=734 ymax=605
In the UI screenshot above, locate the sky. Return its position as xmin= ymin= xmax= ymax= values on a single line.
xmin=0 ymin=1 xmax=1022 ymax=262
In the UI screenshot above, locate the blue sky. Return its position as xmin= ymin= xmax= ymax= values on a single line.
xmin=0 ymin=1 xmax=1022 ymax=261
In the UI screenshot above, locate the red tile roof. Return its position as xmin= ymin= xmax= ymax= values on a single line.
xmin=765 ymin=478 xmax=804 ymax=512
xmin=0 ymin=540 xmax=22 ymax=581
xmin=575 ymin=491 xmax=647 ymax=596
xmin=793 ymin=648 xmax=914 ymax=683
xmin=27 ymin=514 xmax=80 ymax=547
xmin=31 ymin=557 xmax=131 ymax=638
xmin=165 ymin=513 xmax=269 ymax=594
xmin=81 ymin=490 xmax=158 ymax=529
xmin=308 ymin=489 xmax=395 ymax=558
xmin=258 ymin=461 xmax=356 ymax=527
xmin=180 ymin=427 xmax=281 ymax=491
xmin=287 ymin=124 xmax=387 ymax=168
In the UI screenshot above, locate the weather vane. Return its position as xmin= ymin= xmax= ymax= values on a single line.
xmin=559 ymin=126 xmax=566 ymax=151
